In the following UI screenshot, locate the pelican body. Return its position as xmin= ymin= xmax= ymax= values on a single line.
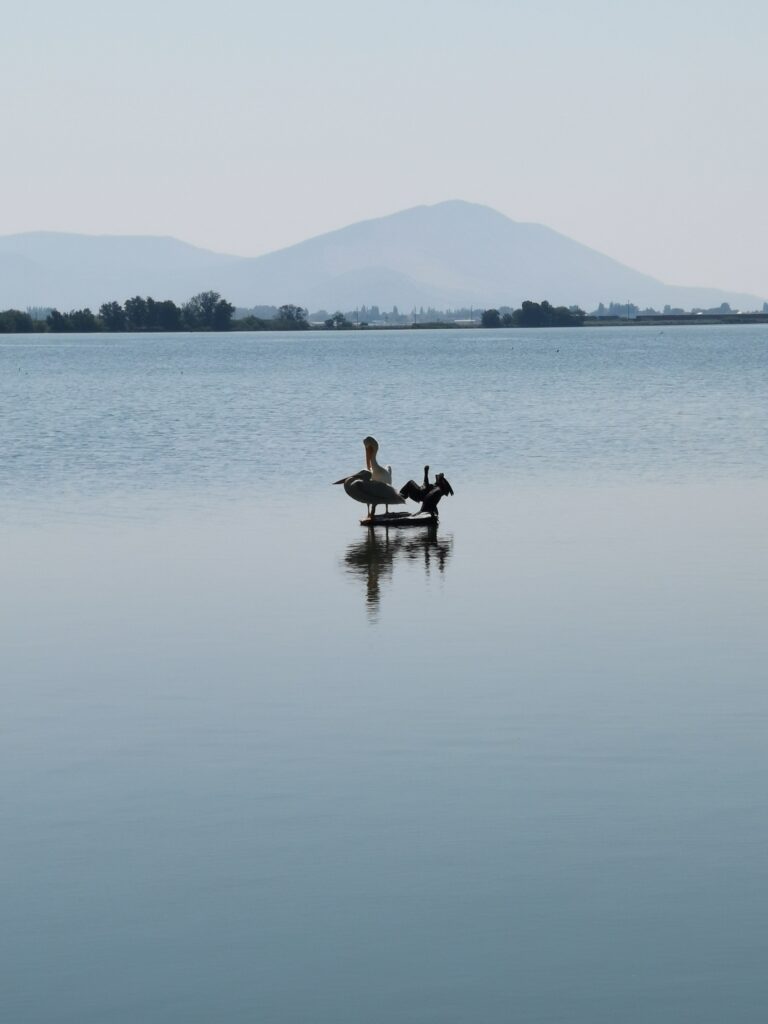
xmin=333 ymin=469 xmax=406 ymax=519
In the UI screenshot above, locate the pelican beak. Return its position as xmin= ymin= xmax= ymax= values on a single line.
xmin=365 ymin=442 xmax=373 ymax=471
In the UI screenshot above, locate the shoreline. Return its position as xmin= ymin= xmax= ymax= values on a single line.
xmin=5 ymin=315 xmax=768 ymax=337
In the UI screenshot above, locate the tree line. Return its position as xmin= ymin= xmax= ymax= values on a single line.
xmin=481 ymin=301 xmax=586 ymax=328
xmin=54 ymin=291 xmax=238 ymax=332
xmin=0 ymin=294 xmax=313 ymax=333
xmin=1 ymin=296 xmax=587 ymax=333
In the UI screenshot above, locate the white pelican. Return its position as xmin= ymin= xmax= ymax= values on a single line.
xmin=333 ymin=469 xmax=406 ymax=520
xmin=363 ymin=436 xmax=392 ymax=484
xmin=334 ymin=436 xmax=403 ymax=519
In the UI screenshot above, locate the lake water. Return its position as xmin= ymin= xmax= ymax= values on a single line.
xmin=2 ymin=326 xmax=767 ymax=1023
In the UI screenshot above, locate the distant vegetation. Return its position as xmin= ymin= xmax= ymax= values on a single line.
xmin=0 ymin=309 xmax=36 ymax=332
xmin=3 ymin=293 xmax=760 ymax=335
xmin=59 ymin=292 xmax=235 ymax=332
xmin=481 ymin=301 xmax=586 ymax=327
xmin=235 ymin=304 xmax=311 ymax=331
xmin=590 ymin=300 xmax=766 ymax=320
xmin=0 ymin=294 xmax=313 ymax=333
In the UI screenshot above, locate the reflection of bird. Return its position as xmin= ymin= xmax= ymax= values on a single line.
xmin=342 ymin=530 xmax=396 ymax=615
xmin=333 ymin=469 xmax=406 ymax=519
xmin=342 ymin=527 xmax=453 ymax=618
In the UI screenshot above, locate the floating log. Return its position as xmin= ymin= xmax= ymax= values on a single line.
xmin=360 ymin=511 xmax=437 ymax=528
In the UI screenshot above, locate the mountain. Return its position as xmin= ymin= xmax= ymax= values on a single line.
xmin=0 ymin=202 xmax=763 ymax=312
xmin=0 ymin=233 xmax=241 ymax=310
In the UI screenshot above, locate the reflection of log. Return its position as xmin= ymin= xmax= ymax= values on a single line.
xmin=360 ymin=511 xmax=436 ymax=528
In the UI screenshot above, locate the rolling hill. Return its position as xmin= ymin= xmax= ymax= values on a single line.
xmin=0 ymin=201 xmax=762 ymax=313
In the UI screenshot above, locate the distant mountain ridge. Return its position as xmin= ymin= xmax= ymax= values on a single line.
xmin=0 ymin=201 xmax=763 ymax=312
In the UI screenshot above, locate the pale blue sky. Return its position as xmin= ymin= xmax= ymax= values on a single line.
xmin=5 ymin=0 xmax=768 ymax=294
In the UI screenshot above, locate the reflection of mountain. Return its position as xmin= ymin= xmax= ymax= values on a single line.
xmin=342 ymin=526 xmax=453 ymax=618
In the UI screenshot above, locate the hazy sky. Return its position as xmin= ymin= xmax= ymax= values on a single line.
xmin=5 ymin=0 xmax=768 ymax=295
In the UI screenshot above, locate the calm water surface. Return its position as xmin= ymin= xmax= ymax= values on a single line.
xmin=1 ymin=327 xmax=767 ymax=1022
